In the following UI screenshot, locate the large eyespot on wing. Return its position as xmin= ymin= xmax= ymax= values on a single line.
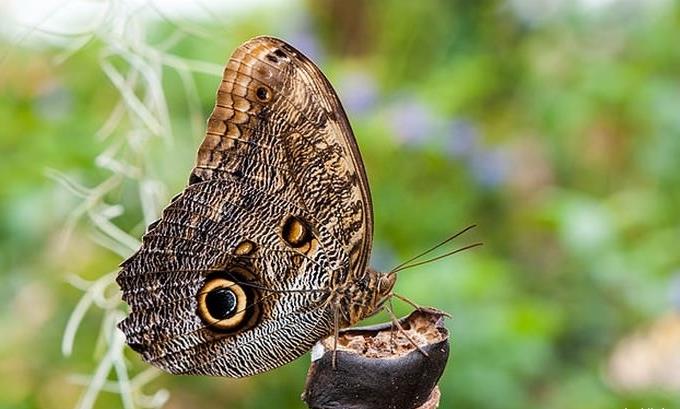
xmin=190 ymin=36 xmax=373 ymax=280
xmin=116 ymin=180 xmax=335 ymax=377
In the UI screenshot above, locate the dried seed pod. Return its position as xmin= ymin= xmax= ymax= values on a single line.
xmin=302 ymin=308 xmax=450 ymax=409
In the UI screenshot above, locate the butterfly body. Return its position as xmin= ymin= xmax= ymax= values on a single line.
xmin=117 ymin=36 xmax=395 ymax=377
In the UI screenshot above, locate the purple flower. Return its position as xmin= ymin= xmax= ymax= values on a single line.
xmin=445 ymin=119 xmax=479 ymax=158
xmin=337 ymin=70 xmax=378 ymax=116
xmin=388 ymin=97 xmax=440 ymax=146
xmin=468 ymin=147 xmax=509 ymax=188
xmin=287 ymin=31 xmax=324 ymax=64
xmin=283 ymin=12 xmax=325 ymax=64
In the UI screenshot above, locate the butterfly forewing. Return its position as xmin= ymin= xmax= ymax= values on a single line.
xmin=117 ymin=36 xmax=373 ymax=377
xmin=194 ymin=36 xmax=373 ymax=272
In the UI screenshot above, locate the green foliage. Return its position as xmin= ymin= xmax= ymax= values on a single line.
xmin=1 ymin=1 xmax=679 ymax=408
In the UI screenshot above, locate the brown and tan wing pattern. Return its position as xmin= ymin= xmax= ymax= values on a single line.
xmin=116 ymin=36 xmax=372 ymax=377
xmin=194 ymin=36 xmax=372 ymax=272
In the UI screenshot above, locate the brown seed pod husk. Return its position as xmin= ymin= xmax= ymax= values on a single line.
xmin=302 ymin=308 xmax=450 ymax=409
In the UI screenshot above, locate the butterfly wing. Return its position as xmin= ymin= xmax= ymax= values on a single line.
xmin=117 ymin=36 xmax=373 ymax=377
xmin=194 ymin=36 xmax=373 ymax=271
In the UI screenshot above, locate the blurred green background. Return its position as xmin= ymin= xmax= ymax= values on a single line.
xmin=2 ymin=0 xmax=680 ymax=408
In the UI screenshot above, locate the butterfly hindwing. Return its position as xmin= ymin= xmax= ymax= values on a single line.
xmin=118 ymin=180 xmax=334 ymax=376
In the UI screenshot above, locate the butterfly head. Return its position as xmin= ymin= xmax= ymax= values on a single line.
xmin=376 ymin=270 xmax=397 ymax=301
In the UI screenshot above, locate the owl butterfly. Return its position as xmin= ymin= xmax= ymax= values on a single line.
xmin=117 ymin=36 xmax=467 ymax=377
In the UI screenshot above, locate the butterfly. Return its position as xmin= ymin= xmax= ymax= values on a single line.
xmin=116 ymin=36 xmax=399 ymax=377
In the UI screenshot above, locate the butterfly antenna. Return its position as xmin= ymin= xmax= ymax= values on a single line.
xmin=389 ymin=224 xmax=479 ymax=274
xmin=391 ymin=242 xmax=483 ymax=274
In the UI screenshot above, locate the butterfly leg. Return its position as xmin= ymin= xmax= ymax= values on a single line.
xmin=392 ymin=292 xmax=452 ymax=318
xmin=332 ymin=303 xmax=340 ymax=369
xmin=389 ymin=315 xmax=396 ymax=354
xmin=392 ymin=292 xmax=423 ymax=311
xmin=386 ymin=299 xmax=429 ymax=357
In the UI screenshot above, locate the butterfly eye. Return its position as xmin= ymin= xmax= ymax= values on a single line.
xmin=197 ymin=276 xmax=252 ymax=332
